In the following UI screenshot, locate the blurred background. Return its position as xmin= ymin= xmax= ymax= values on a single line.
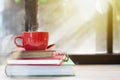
xmin=0 ymin=0 xmax=120 ymax=60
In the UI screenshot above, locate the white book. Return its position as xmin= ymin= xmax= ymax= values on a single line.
xmin=5 ymin=65 xmax=74 ymax=77
xmin=5 ymin=59 xmax=75 ymax=77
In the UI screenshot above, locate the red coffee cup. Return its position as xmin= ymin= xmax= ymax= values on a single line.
xmin=14 ymin=32 xmax=49 ymax=50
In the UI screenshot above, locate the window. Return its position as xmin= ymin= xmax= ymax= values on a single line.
xmin=0 ymin=0 xmax=120 ymax=64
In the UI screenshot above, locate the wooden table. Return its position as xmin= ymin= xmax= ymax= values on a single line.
xmin=0 ymin=64 xmax=120 ymax=80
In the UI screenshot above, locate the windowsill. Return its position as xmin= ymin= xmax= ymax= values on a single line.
xmin=69 ymin=54 xmax=120 ymax=64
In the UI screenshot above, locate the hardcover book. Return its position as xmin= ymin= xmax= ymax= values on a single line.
xmin=7 ymin=51 xmax=66 ymax=65
xmin=9 ymin=50 xmax=56 ymax=58
xmin=5 ymin=59 xmax=75 ymax=77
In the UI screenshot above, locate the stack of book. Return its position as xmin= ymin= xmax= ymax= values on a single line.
xmin=5 ymin=50 xmax=75 ymax=77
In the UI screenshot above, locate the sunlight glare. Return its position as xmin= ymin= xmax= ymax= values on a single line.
xmin=96 ymin=0 xmax=110 ymax=14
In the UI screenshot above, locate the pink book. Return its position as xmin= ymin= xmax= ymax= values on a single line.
xmin=7 ymin=52 xmax=66 ymax=66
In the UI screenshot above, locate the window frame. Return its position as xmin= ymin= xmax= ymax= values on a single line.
xmin=69 ymin=2 xmax=120 ymax=64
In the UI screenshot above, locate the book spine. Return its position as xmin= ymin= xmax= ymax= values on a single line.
xmin=10 ymin=54 xmax=65 ymax=60
xmin=7 ymin=62 xmax=62 ymax=66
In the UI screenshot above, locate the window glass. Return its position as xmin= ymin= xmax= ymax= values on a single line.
xmin=38 ymin=0 xmax=109 ymax=54
xmin=113 ymin=0 xmax=120 ymax=54
xmin=0 ymin=0 xmax=115 ymax=56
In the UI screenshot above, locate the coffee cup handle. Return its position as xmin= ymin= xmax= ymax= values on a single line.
xmin=14 ymin=36 xmax=24 ymax=47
